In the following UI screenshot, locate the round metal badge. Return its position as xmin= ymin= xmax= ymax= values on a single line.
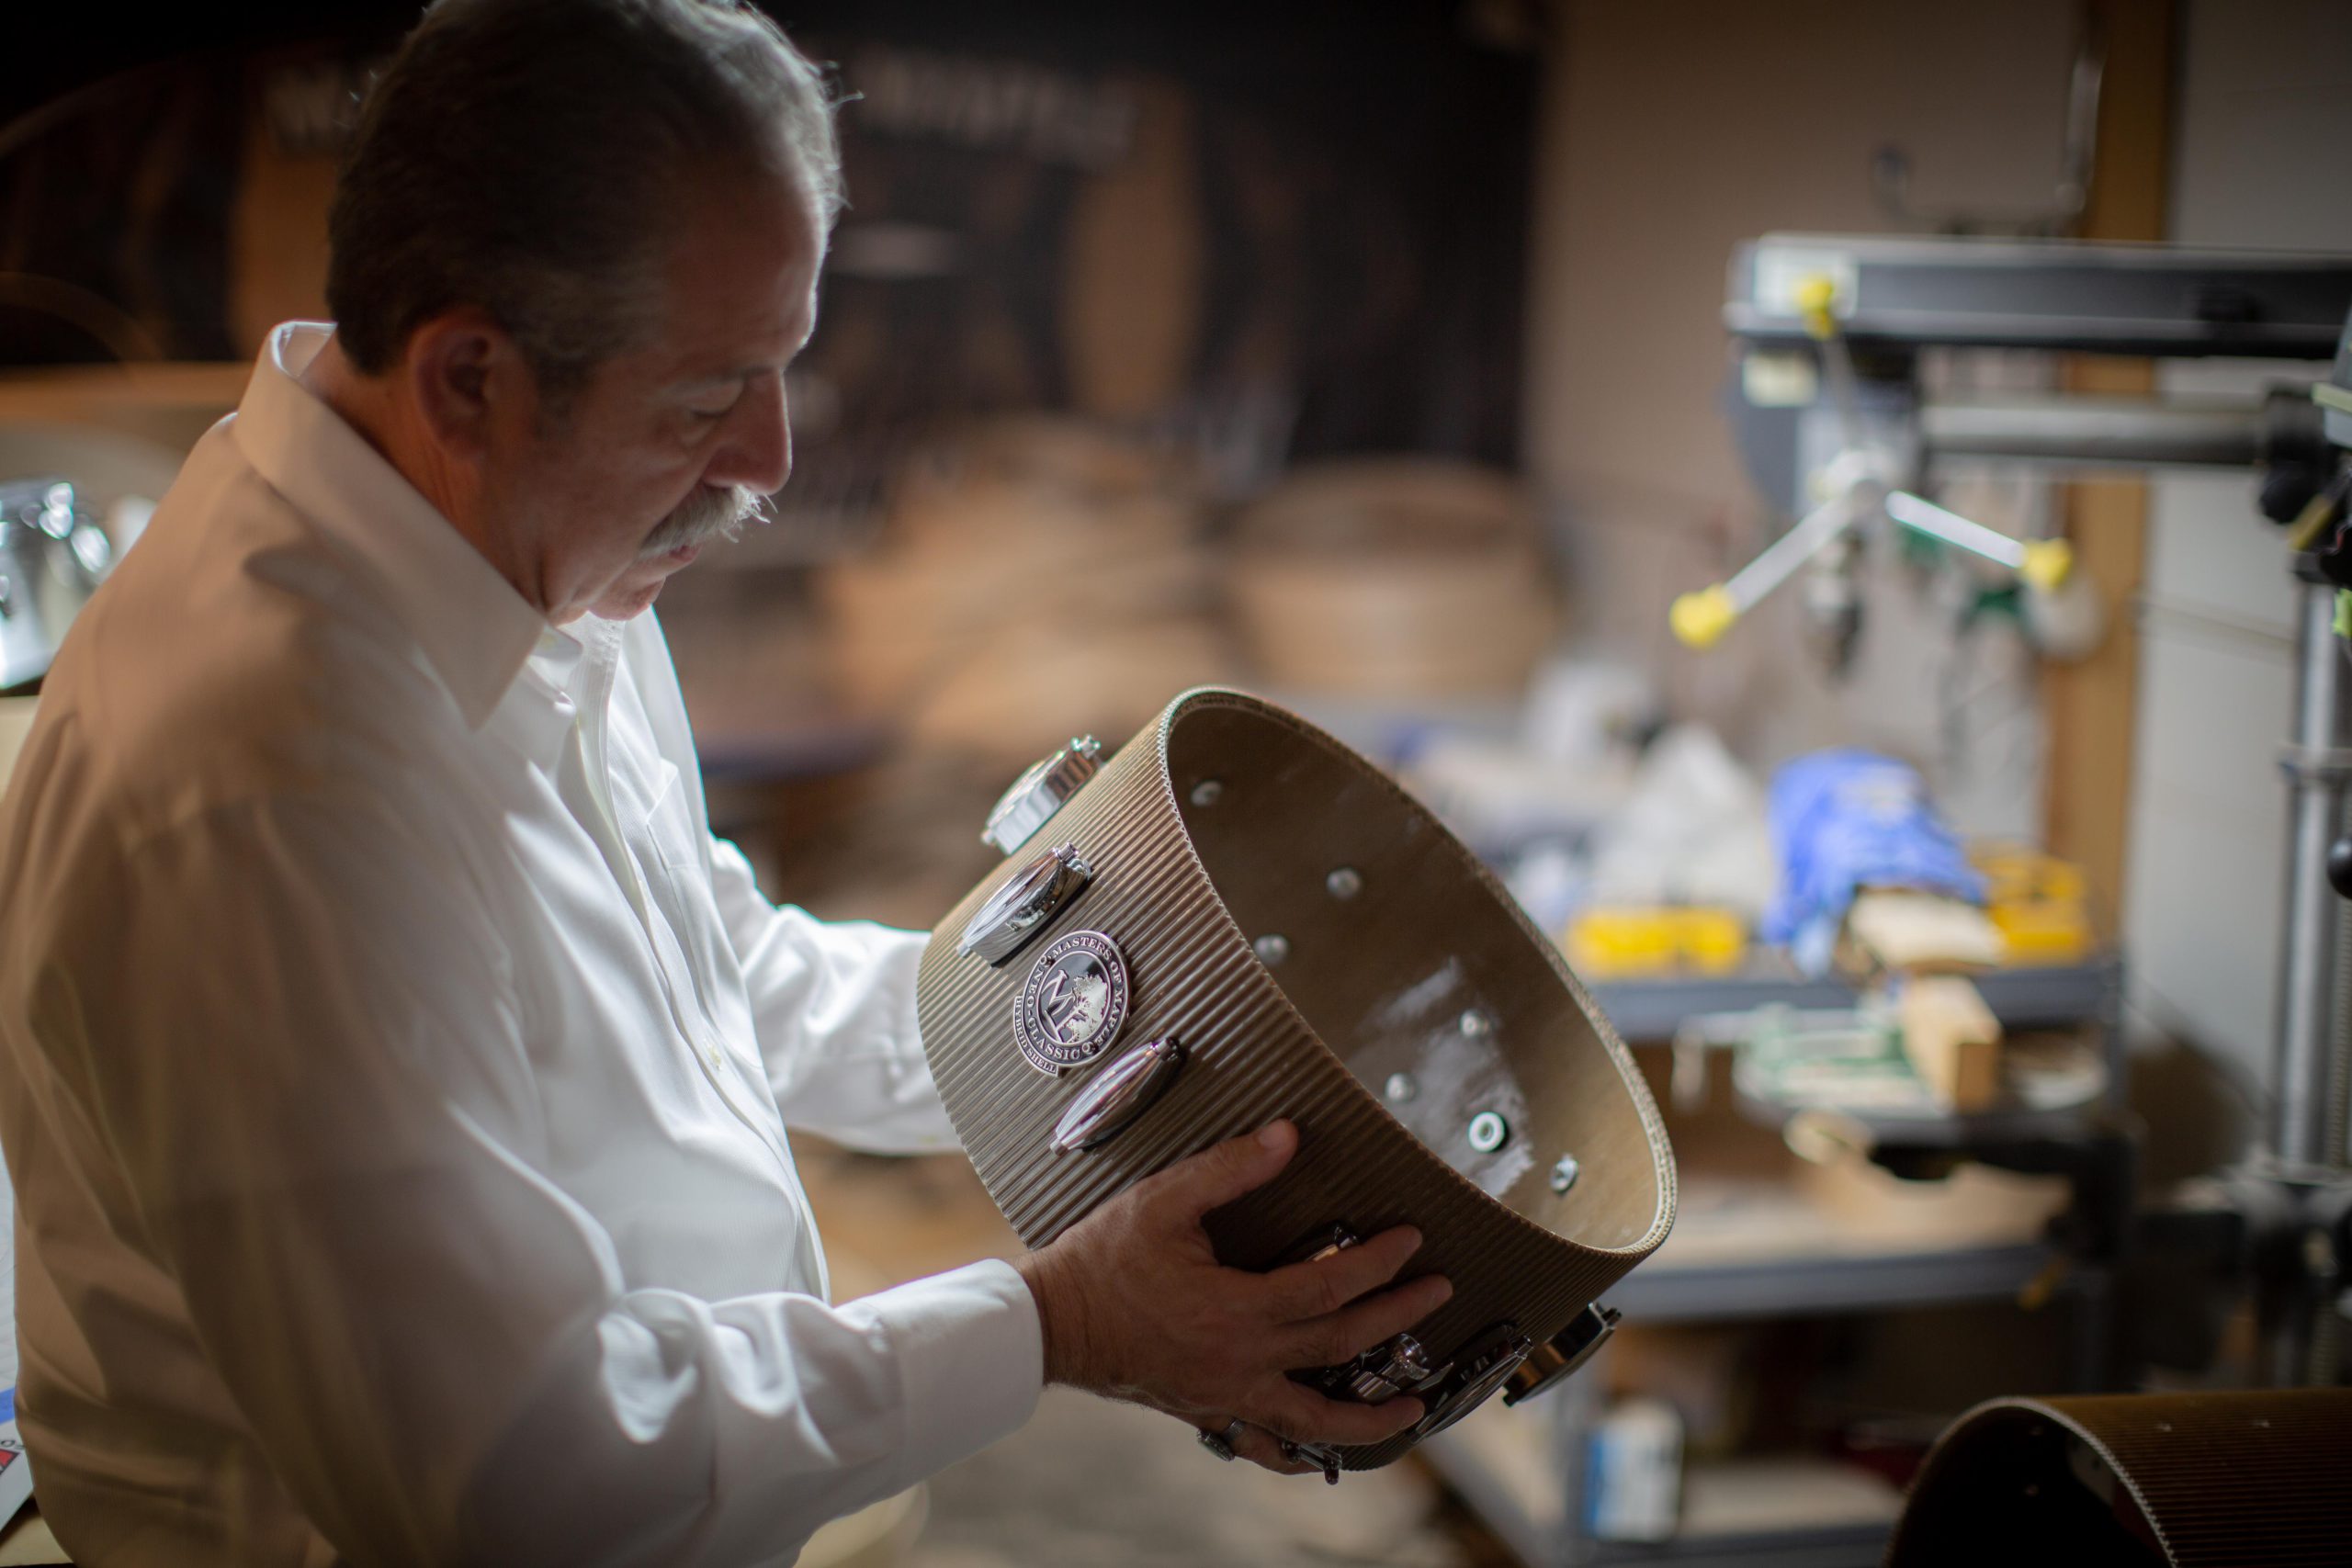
xmin=1013 ymin=930 xmax=1131 ymax=1076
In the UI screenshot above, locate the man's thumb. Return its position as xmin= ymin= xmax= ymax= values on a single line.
xmin=1159 ymin=1120 xmax=1297 ymax=1222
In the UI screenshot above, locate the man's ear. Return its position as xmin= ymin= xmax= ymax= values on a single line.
xmin=403 ymin=307 xmax=534 ymax=459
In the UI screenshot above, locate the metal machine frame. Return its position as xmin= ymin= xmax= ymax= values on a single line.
xmin=1702 ymin=233 xmax=2352 ymax=1382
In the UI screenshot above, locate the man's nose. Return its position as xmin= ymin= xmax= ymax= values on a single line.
xmin=707 ymin=371 xmax=792 ymax=495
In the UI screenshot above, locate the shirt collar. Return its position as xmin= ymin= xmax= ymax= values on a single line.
xmin=492 ymin=626 xmax=585 ymax=771
xmin=492 ymin=615 xmax=629 ymax=773
xmin=230 ymin=321 xmax=547 ymax=729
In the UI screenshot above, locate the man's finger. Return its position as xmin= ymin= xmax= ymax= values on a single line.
xmin=1273 ymin=1273 xmax=1453 ymax=1370
xmin=1244 ymin=1377 xmax=1428 ymax=1448
xmin=1251 ymin=1223 xmax=1422 ymax=1321
xmin=1227 ymin=1422 xmax=1320 ymax=1477
xmin=1140 ymin=1120 xmax=1298 ymax=1224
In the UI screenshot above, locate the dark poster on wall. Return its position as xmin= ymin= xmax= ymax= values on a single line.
xmin=1 ymin=0 xmax=1537 ymax=470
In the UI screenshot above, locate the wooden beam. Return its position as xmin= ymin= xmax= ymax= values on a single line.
xmin=2044 ymin=0 xmax=2174 ymax=932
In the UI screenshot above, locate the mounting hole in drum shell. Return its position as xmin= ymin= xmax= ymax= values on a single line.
xmin=1163 ymin=698 xmax=1668 ymax=1252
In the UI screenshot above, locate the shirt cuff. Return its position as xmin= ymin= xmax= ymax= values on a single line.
xmin=863 ymin=1258 xmax=1042 ymax=1481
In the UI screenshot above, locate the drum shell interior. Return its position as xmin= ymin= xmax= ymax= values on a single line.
xmin=916 ymin=688 xmax=1676 ymax=1468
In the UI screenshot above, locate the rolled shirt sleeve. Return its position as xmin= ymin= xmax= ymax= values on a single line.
xmin=25 ymin=782 xmax=1037 ymax=1567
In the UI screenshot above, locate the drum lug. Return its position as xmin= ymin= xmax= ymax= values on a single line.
xmin=982 ymin=737 xmax=1102 ymax=855
xmin=1279 ymin=1438 xmax=1343 ymax=1484
xmin=1502 ymin=1303 xmax=1622 ymax=1407
xmin=1411 ymin=1323 xmax=1534 ymax=1439
xmin=1046 ymin=1037 xmax=1187 ymax=1153
xmin=1326 ymin=1331 xmax=1452 ymax=1405
xmin=958 ymin=842 xmax=1092 ymax=965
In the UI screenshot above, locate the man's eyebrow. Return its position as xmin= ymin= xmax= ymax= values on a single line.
xmin=669 ymin=363 xmax=770 ymax=394
xmin=673 ymin=334 xmax=818 ymax=390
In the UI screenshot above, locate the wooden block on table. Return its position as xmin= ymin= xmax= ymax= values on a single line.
xmin=1848 ymin=888 xmax=2004 ymax=973
xmin=1900 ymin=974 xmax=2003 ymax=1112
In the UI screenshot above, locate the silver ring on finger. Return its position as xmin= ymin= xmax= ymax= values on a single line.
xmin=1197 ymin=1417 xmax=1245 ymax=1461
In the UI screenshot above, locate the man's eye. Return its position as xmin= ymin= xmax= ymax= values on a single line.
xmin=688 ymin=402 xmax=736 ymax=422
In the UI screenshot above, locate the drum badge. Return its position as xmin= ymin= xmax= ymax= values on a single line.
xmin=1013 ymin=931 xmax=1131 ymax=1076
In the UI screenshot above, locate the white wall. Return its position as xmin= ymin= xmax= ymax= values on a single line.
xmin=2124 ymin=0 xmax=2352 ymax=1104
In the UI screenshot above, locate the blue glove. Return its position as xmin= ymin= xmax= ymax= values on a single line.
xmin=1761 ymin=749 xmax=1984 ymax=975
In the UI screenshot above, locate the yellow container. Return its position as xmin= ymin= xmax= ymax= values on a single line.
xmin=1566 ymin=906 xmax=1748 ymax=979
xmin=1969 ymin=843 xmax=2093 ymax=964
xmin=1676 ymin=908 xmax=1748 ymax=975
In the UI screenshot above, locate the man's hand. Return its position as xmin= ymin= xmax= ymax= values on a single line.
xmin=1012 ymin=1119 xmax=1452 ymax=1476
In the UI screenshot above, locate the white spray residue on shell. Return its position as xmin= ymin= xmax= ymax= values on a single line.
xmin=1362 ymin=959 xmax=1533 ymax=1200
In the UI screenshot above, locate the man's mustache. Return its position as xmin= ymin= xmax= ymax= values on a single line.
xmin=639 ymin=484 xmax=770 ymax=562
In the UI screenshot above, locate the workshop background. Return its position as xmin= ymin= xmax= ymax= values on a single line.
xmin=3 ymin=0 xmax=2350 ymax=1564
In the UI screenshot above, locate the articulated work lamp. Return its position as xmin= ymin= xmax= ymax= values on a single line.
xmin=1670 ymin=274 xmax=2090 ymax=663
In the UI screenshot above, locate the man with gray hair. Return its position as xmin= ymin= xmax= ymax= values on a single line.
xmin=0 ymin=1 xmax=1445 ymax=1562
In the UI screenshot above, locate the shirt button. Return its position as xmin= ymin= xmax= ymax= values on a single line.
xmin=706 ymin=1046 xmax=724 ymax=1070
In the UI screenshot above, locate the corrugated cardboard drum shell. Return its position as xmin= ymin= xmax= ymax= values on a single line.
xmin=916 ymin=688 xmax=1676 ymax=1469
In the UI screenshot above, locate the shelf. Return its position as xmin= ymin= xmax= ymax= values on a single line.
xmin=1588 ymin=953 xmax=2122 ymax=1043
xmin=1728 ymin=1089 xmax=2117 ymax=1151
xmin=1609 ymin=1240 xmax=2058 ymax=1324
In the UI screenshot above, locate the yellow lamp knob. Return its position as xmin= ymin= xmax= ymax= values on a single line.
xmin=1670 ymin=583 xmax=1740 ymax=649
xmin=2018 ymin=537 xmax=2074 ymax=593
xmin=1794 ymin=274 xmax=1840 ymax=340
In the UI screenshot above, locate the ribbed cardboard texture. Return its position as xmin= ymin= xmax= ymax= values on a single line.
xmin=918 ymin=688 xmax=1675 ymax=1469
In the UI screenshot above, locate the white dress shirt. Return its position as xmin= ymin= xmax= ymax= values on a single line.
xmin=0 ymin=323 xmax=1041 ymax=1566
